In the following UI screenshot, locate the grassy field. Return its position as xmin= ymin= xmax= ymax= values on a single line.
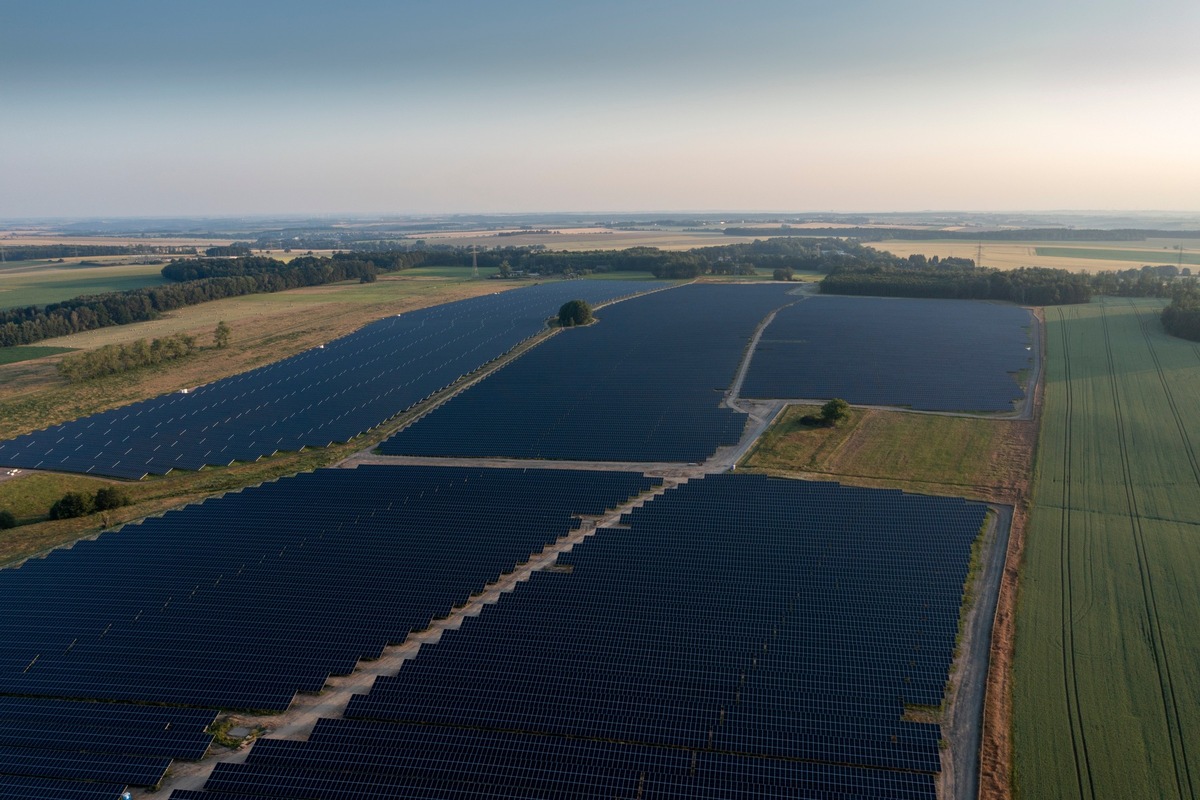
xmin=0 ymin=346 xmax=74 ymax=366
xmin=741 ymin=405 xmax=1033 ymax=502
xmin=0 ymin=260 xmax=168 ymax=309
xmin=1013 ymin=298 xmax=1200 ymax=799
xmin=1033 ymin=246 xmax=1200 ymax=266
xmin=866 ymin=239 xmax=1199 ymax=274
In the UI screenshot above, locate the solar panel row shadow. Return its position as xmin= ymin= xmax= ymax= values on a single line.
xmin=0 ymin=466 xmax=658 ymax=794
xmin=0 ymin=281 xmax=658 ymax=479
xmin=380 ymin=283 xmax=795 ymax=463
xmin=742 ymin=296 xmax=1033 ymax=411
xmin=184 ymin=473 xmax=985 ymax=799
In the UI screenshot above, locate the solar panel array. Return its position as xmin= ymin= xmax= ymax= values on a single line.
xmin=0 ymin=698 xmax=215 ymax=799
xmin=742 ymin=296 xmax=1033 ymax=411
xmin=380 ymin=283 xmax=795 ymax=463
xmin=0 ymin=465 xmax=656 ymax=713
xmin=178 ymin=474 xmax=985 ymax=799
xmin=0 ymin=281 xmax=656 ymax=478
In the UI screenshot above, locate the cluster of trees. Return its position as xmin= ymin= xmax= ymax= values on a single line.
xmin=1161 ymin=284 xmax=1200 ymax=341
xmin=799 ymin=399 xmax=851 ymax=427
xmin=203 ymin=243 xmax=254 ymax=257
xmin=57 ymin=333 xmax=197 ymax=382
xmin=557 ymin=300 xmax=594 ymax=327
xmin=821 ymin=265 xmax=1093 ymax=305
xmin=49 ymin=487 xmax=131 ymax=520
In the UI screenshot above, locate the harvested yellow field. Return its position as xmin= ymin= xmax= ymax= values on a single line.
xmin=865 ymin=239 xmax=1196 ymax=273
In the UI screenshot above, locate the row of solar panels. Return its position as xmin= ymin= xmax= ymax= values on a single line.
xmin=175 ymin=473 xmax=985 ymax=800
xmin=0 ymin=466 xmax=661 ymax=797
xmin=380 ymin=283 xmax=796 ymax=462
xmin=742 ymin=295 xmax=1033 ymax=411
xmin=0 ymin=281 xmax=660 ymax=478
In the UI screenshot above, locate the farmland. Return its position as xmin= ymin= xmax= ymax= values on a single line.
xmin=1013 ymin=298 xmax=1200 ymax=798
xmin=866 ymin=239 xmax=1199 ymax=273
xmin=0 ymin=260 xmax=167 ymax=309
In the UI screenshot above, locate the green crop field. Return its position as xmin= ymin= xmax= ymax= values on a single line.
xmin=0 ymin=346 xmax=74 ymax=366
xmin=1033 ymin=246 xmax=1200 ymax=266
xmin=1014 ymin=297 xmax=1200 ymax=798
xmin=0 ymin=261 xmax=167 ymax=309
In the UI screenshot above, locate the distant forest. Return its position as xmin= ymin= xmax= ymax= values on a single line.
xmin=0 ymin=244 xmax=197 ymax=261
xmin=1 ymin=239 xmax=1194 ymax=348
xmin=820 ymin=262 xmax=1189 ymax=305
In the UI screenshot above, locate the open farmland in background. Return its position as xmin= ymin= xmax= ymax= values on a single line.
xmin=1014 ymin=297 xmax=1200 ymax=799
xmin=0 ymin=260 xmax=168 ymax=309
xmin=866 ymin=239 xmax=1200 ymax=273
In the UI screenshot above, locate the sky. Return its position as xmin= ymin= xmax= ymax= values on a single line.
xmin=3 ymin=0 xmax=1199 ymax=217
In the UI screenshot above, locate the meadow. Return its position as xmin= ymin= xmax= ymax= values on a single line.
xmin=741 ymin=405 xmax=1033 ymax=503
xmin=1013 ymin=298 xmax=1200 ymax=799
xmin=0 ymin=259 xmax=168 ymax=309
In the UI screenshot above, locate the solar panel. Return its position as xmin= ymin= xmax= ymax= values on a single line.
xmin=183 ymin=474 xmax=984 ymax=799
xmin=0 ymin=281 xmax=661 ymax=478
xmin=0 ymin=466 xmax=659 ymax=794
xmin=742 ymin=295 xmax=1033 ymax=411
xmin=381 ymin=283 xmax=796 ymax=463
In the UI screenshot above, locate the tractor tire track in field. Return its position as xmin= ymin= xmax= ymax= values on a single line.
xmin=1056 ymin=306 xmax=1095 ymax=800
xmin=1100 ymin=300 xmax=1193 ymax=800
xmin=1124 ymin=299 xmax=1198 ymax=798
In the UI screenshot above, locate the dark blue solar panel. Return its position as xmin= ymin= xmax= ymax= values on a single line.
xmin=0 ymin=281 xmax=658 ymax=478
xmin=380 ymin=283 xmax=795 ymax=462
xmin=0 ymin=773 xmax=127 ymax=800
xmin=742 ymin=296 xmax=1032 ymax=411
xmin=0 ymin=466 xmax=658 ymax=713
xmin=185 ymin=474 xmax=982 ymax=799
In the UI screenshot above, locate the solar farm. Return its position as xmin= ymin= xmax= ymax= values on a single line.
xmin=0 ymin=281 xmax=655 ymax=479
xmin=0 ymin=281 xmax=1036 ymax=799
xmin=381 ymin=283 xmax=795 ymax=462
xmin=743 ymin=296 xmax=1034 ymax=412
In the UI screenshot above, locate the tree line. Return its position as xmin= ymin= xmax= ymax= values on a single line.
xmin=820 ymin=265 xmax=1094 ymax=305
xmin=0 ymin=244 xmax=197 ymax=261
xmin=57 ymin=333 xmax=198 ymax=382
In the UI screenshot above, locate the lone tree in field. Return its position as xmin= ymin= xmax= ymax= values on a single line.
xmin=214 ymin=320 xmax=231 ymax=349
xmin=557 ymin=299 xmax=594 ymax=328
xmin=0 ymin=509 xmax=16 ymax=530
xmin=820 ymin=398 xmax=850 ymax=426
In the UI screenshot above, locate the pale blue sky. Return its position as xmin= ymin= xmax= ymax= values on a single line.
xmin=3 ymin=1 xmax=1197 ymax=216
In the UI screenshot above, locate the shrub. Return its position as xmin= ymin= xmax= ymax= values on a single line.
xmin=93 ymin=487 xmax=131 ymax=511
xmin=49 ymin=492 xmax=94 ymax=520
xmin=0 ymin=509 xmax=16 ymax=529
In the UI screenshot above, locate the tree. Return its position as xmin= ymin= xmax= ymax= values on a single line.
xmin=214 ymin=320 xmax=231 ymax=349
xmin=557 ymin=299 xmax=594 ymax=327
xmin=0 ymin=509 xmax=16 ymax=529
xmin=49 ymin=492 xmax=94 ymax=520
xmin=820 ymin=398 xmax=850 ymax=426
xmin=773 ymin=267 xmax=794 ymax=281
xmin=93 ymin=487 xmax=131 ymax=511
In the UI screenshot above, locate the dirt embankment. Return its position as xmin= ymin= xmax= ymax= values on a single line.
xmin=977 ymin=307 xmax=1045 ymax=800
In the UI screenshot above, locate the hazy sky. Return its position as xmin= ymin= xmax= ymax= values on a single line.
xmin=3 ymin=0 xmax=1198 ymax=217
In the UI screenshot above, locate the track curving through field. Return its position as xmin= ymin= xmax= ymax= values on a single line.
xmin=1056 ymin=306 xmax=1094 ymax=800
